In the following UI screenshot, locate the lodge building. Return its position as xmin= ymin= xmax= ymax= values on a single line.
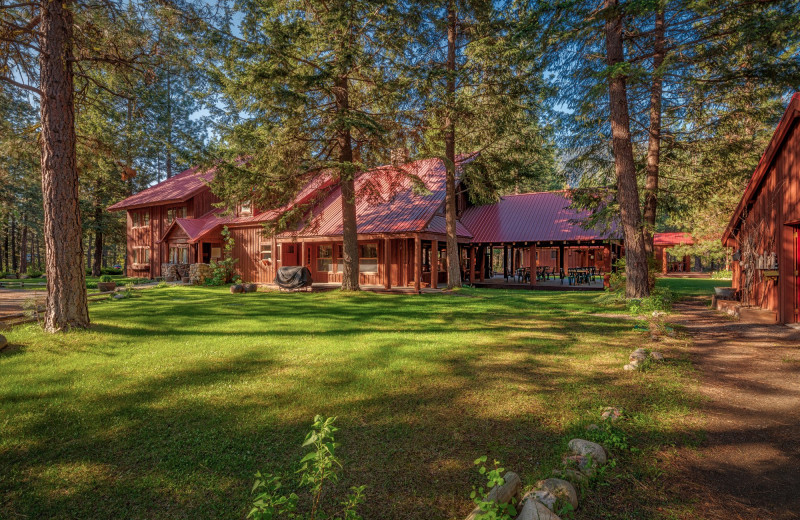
xmin=723 ymin=93 xmax=800 ymax=324
xmin=109 ymin=155 xmax=623 ymax=291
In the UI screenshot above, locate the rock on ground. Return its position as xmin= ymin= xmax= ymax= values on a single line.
xmin=629 ymin=348 xmax=648 ymax=362
xmin=230 ymin=284 xmax=244 ymax=294
xmin=552 ymin=468 xmax=589 ymax=485
xmin=533 ymin=478 xmax=578 ymax=510
xmin=601 ymin=407 xmax=622 ymax=422
xmin=0 ymin=334 xmax=7 ymax=349
xmin=516 ymin=494 xmax=561 ymax=520
xmin=650 ymin=351 xmax=665 ymax=361
xmin=568 ymin=439 xmax=607 ymax=465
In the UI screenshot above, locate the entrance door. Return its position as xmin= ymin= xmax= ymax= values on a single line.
xmin=283 ymin=243 xmax=298 ymax=266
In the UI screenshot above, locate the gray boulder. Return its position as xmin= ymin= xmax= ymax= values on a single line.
xmin=230 ymin=284 xmax=244 ymax=294
xmin=516 ymin=494 xmax=561 ymax=520
xmin=551 ymin=468 xmax=589 ymax=485
xmin=568 ymin=439 xmax=607 ymax=465
xmin=650 ymin=351 xmax=665 ymax=362
xmin=0 ymin=334 xmax=7 ymax=350
xmin=629 ymin=348 xmax=648 ymax=363
xmin=532 ymin=478 xmax=578 ymax=511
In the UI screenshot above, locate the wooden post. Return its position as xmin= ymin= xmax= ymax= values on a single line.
xmin=479 ymin=246 xmax=486 ymax=281
xmin=469 ymin=246 xmax=476 ymax=284
xmin=384 ymin=237 xmax=391 ymax=289
xmin=414 ymin=235 xmax=422 ymax=293
xmin=431 ymin=239 xmax=438 ymax=289
xmin=503 ymin=244 xmax=508 ymax=279
xmin=301 ymin=240 xmax=306 ymax=268
xmin=661 ymin=247 xmax=668 ymax=273
xmin=530 ymin=244 xmax=536 ymax=285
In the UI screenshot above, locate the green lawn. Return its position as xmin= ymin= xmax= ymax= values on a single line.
xmin=0 ymin=281 xmax=703 ymax=519
xmin=658 ymin=276 xmax=730 ymax=298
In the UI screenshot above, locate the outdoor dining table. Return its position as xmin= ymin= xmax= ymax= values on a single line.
xmin=567 ymin=267 xmax=596 ymax=285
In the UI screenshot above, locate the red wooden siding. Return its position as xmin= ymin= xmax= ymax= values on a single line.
xmin=728 ymin=97 xmax=800 ymax=323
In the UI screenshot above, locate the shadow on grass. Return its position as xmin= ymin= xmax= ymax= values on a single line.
xmin=0 ymin=287 xmax=701 ymax=520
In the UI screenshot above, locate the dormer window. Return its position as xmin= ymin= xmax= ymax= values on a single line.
xmin=240 ymin=200 xmax=252 ymax=216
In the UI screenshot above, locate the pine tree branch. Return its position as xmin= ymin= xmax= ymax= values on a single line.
xmin=0 ymin=75 xmax=41 ymax=96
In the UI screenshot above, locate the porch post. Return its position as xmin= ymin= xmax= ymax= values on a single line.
xmin=384 ymin=237 xmax=391 ymax=289
xmin=301 ymin=240 xmax=306 ymax=268
xmin=530 ymin=243 xmax=537 ymax=286
xmin=431 ymin=239 xmax=438 ymax=289
xmin=479 ymin=245 xmax=486 ymax=281
xmin=503 ymin=244 xmax=508 ymax=279
xmin=414 ymin=235 xmax=422 ymax=293
xmin=469 ymin=246 xmax=476 ymax=284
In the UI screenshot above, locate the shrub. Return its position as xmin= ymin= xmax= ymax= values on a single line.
xmin=626 ymin=286 xmax=675 ymax=315
xmin=25 ymin=267 xmax=43 ymax=278
xmin=0 ymin=271 xmax=7 ymax=279
xmin=101 ymin=267 xmax=123 ymax=275
xmin=711 ymin=270 xmax=733 ymax=280
xmin=99 ymin=275 xmax=114 ymax=283
xmin=206 ymin=226 xmax=240 ymax=286
xmin=248 ymin=416 xmax=365 ymax=520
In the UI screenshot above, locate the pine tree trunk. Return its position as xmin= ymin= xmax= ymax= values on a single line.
xmin=39 ymin=0 xmax=89 ymax=331
xmin=11 ymin=216 xmax=17 ymax=273
xmin=604 ymin=0 xmax=649 ymax=298
xmin=336 ymin=74 xmax=360 ymax=292
xmin=92 ymin=193 xmax=102 ymax=277
xmin=19 ymin=215 xmax=28 ymax=274
xmin=445 ymin=0 xmax=461 ymax=289
xmin=643 ymin=8 xmax=665 ymax=258
xmin=166 ymin=72 xmax=173 ymax=179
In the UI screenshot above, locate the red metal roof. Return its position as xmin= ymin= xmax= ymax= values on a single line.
xmin=722 ymin=92 xmax=800 ymax=245
xmin=424 ymin=215 xmax=473 ymax=238
xmin=653 ymin=232 xmax=694 ymax=246
xmin=460 ymin=191 xmax=620 ymax=244
xmin=108 ymin=166 xmax=215 ymax=211
xmin=284 ymin=156 xmax=475 ymax=237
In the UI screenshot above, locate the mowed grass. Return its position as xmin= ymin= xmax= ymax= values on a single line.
xmin=658 ymin=276 xmax=730 ymax=298
xmin=0 ymin=282 xmax=702 ymax=519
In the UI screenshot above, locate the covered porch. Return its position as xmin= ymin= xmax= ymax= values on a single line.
xmin=276 ymin=232 xmax=472 ymax=293
xmin=460 ymin=240 xmax=622 ymax=288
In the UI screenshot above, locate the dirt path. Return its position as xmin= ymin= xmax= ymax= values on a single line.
xmin=671 ymin=300 xmax=800 ymax=519
xmin=0 ymin=289 xmax=45 ymax=319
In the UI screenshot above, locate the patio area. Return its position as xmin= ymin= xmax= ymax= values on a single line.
xmin=471 ymin=274 xmax=605 ymax=291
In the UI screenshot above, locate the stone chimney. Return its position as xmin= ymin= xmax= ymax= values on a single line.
xmin=390 ymin=147 xmax=410 ymax=166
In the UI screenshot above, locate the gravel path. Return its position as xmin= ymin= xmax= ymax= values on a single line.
xmin=672 ymin=300 xmax=800 ymax=519
xmin=0 ymin=289 xmax=44 ymax=318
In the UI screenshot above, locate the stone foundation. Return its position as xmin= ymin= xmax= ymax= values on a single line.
xmin=189 ymin=263 xmax=213 ymax=285
xmin=162 ymin=263 xmax=190 ymax=282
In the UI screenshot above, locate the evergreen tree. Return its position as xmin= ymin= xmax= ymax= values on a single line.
xmin=414 ymin=0 xmax=555 ymax=288
xmin=197 ymin=0 xmax=412 ymax=291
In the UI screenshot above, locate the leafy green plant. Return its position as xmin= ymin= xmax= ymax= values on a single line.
xmin=25 ymin=267 xmax=43 ymax=278
xmin=626 ymin=287 xmax=675 ymax=315
xmin=206 ymin=226 xmax=240 ymax=286
xmin=585 ymin=422 xmax=631 ymax=454
xmin=156 ymin=281 xmax=169 ymax=289
xmin=99 ymin=274 xmax=114 ymax=283
xmin=249 ymin=415 xmax=365 ymax=520
xmin=711 ymin=270 xmax=733 ymax=280
xmin=0 ymin=271 xmax=7 ymax=279
xmin=470 ymin=456 xmax=517 ymax=520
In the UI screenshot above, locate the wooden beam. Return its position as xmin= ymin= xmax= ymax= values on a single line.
xmin=384 ymin=237 xmax=391 ymax=289
xmin=431 ymin=239 xmax=438 ymax=289
xmin=301 ymin=240 xmax=306 ymax=268
xmin=414 ymin=235 xmax=422 ymax=293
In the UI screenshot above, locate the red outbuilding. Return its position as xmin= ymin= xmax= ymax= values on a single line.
xmin=722 ymin=93 xmax=800 ymax=324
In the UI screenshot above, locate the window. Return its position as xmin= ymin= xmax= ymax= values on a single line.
xmin=133 ymin=247 xmax=150 ymax=265
xmin=211 ymin=247 xmax=222 ymax=259
xmin=260 ymin=243 xmax=272 ymax=262
xmin=131 ymin=211 xmax=149 ymax=228
xmin=551 ymin=250 xmax=557 ymax=260
xmin=169 ymin=245 xmax=188 ymax=264
xmin=167 ymin=206 xmax=187 ymax=225
xmin=317 ymin=245 xmax=333 ymax=272
xmin=359 ymin=243 xmax=378 ymax=273
xmin=240 ymin=200 xmax=252 ymax=216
